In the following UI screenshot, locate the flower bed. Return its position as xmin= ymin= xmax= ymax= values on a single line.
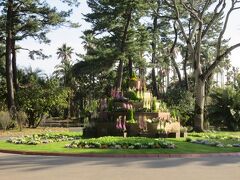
xmin=186 ymin=134 xmax=240 ymax=148
xmin=7 ymin=133 xmax=82 ymax=145
xmin=65 ymin=136 xmax=176 ymax=149
xmin=189 ymin=133 xmax=240 ymax=141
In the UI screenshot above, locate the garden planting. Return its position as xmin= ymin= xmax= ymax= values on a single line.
xmin=7 ymin=133 xmax=82 ymax=145
xmin=186 ymin=133 xmax=240 ymax=148
xmin=65 ymin=136 xmax=176 ymax=149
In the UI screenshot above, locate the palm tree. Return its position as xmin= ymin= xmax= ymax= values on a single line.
xmin=54 ymin=61 xmax=73 ymax=87
xmin=56 ymin=43 xmax=74 ymax=63
xmin=54 ymin=44 xmax=74 ymax=118
xmin=55 ymin=44 xmax=74 ymax=86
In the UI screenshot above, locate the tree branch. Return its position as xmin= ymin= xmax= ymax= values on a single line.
xmin=202 ymin=43 xmax=240 ymax=79
xmin=216 ymin=0 xmax=236 ymax=57
xmin=202 ymin=0 xmax=226 ymax=39
xmin=170 ymin=21 xmax=182 ymax=82
xmin=180 ymin=0 xmax=202 ymax=23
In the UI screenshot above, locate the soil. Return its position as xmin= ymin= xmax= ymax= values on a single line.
xmin=0 ymin=127 xmax=69 ymax=138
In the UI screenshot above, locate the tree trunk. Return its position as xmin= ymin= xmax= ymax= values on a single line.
xmin=152 ymin=68 xmax=160 ymax=98
xmin=115 ymin=8 xmax=132 ymax=90
xmin=128 ymin=56 xmax=133 ymax=78
xmin=170 ymin=21 xmax=181 ymax=84
xmin=151 ymin=2 xmax=160 ymax=98
xmin=183 ymin=49 xmax=189 ymax=90
xmin=67 ymin=91 xmax=71 ymax=119
xmin=194 ymin=78 xmax=205 ymax=132
xmin=193 ymin=23 xmax=204 ymax=132
xmin=12 ymin=38 xmax=19 ymax=91
xmin=171 ymin=56 xmax=181 ymax=83
xmin=5 ymin=0 xmax=15 ymax=110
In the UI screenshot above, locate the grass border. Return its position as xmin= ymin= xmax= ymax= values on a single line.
xmin=1 ymin=139 xmax=240 ymax=158
xmin=1 ymin=149 xmax=240 ymax=158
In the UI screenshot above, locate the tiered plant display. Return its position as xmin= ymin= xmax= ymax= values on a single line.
xmin=84 ymin=77 xmax=181 ymax=138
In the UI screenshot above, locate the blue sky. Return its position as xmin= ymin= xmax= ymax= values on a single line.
xmin=17 ymin=0 xmax=240 ymax=75
xmin=17 ymin=0 xmax=90 ymax=75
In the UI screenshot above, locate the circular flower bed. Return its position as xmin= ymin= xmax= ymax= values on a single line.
xmin=65 ymin=137 xmax=176 ymax=149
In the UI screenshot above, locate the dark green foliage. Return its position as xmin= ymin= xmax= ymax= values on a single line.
xmin=1 ymin=0 xmax=79 ymax=58
xmin=82 ymin=0 xmax=150 ymax=90
xmin=125 ymin=90 xmax=139 ymax=101
xmin=208 ymin=87 xmax=240 ymax=131
xmin=164 ymin=85 xmax=195 ymax=126
xmin=1 ymin=0 xmax=78 ymax=39
xmin=16 ymin=70 xmax=68 ymax=127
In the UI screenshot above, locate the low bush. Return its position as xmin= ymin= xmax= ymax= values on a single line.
xmin=0 ymin=111 xmax=12 ymax=131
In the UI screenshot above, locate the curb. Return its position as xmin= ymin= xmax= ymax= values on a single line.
xmin=1 ymin=149 xmax=240 ymax=158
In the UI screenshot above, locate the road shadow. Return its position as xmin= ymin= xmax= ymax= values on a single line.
xmin=0 ymin=153 xmax=239 ymax=172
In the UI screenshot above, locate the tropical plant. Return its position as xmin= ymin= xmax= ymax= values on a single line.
xmin=54 ymin=44 xmax=75 ymax=118
xmin=208 ymin=87 xmax=240 ymax=131
xmin=57 ymin=43 xmax=74 ymax=63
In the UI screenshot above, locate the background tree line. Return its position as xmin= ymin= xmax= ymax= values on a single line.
xmin=0 ymin=0 xmax=240 ymax=131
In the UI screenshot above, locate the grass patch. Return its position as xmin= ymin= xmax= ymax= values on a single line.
xmin=1 ymin=137 xmax=240 ymax=154
xmin=0 ymin=131 xmax=240 ymax=155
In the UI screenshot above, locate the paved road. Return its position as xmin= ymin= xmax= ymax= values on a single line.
xmin=0 ymin=153 xmax=239 ymax=180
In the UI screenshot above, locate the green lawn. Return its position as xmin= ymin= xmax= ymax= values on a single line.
xmin=0 ymin=131 xmax=240 ymax=155
xmin=0 ymin=137 xmax=240 ymax=154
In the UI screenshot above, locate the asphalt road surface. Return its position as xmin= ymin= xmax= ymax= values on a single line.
xmin=0 ymin=153 xmax=239 ymax=180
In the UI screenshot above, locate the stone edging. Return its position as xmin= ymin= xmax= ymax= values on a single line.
xmin=1 ymin=149 xmax=240 ymax=158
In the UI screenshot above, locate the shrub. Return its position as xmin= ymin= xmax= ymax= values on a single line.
xmin=207 ymin=87 xmax=240 ymax=131
xmin=16 ymin=111 xmax=27 ymax=131
xmin=164 ymin=88 xmax=194 ymax=126
xmin=0 ymin=111 xmax=12 ymax=131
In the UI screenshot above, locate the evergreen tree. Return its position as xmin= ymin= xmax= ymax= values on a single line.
xmin=84 ymin=0 xmax=149 ymax=90
xmin=0 ymin=0 xmax=79 ymax=109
